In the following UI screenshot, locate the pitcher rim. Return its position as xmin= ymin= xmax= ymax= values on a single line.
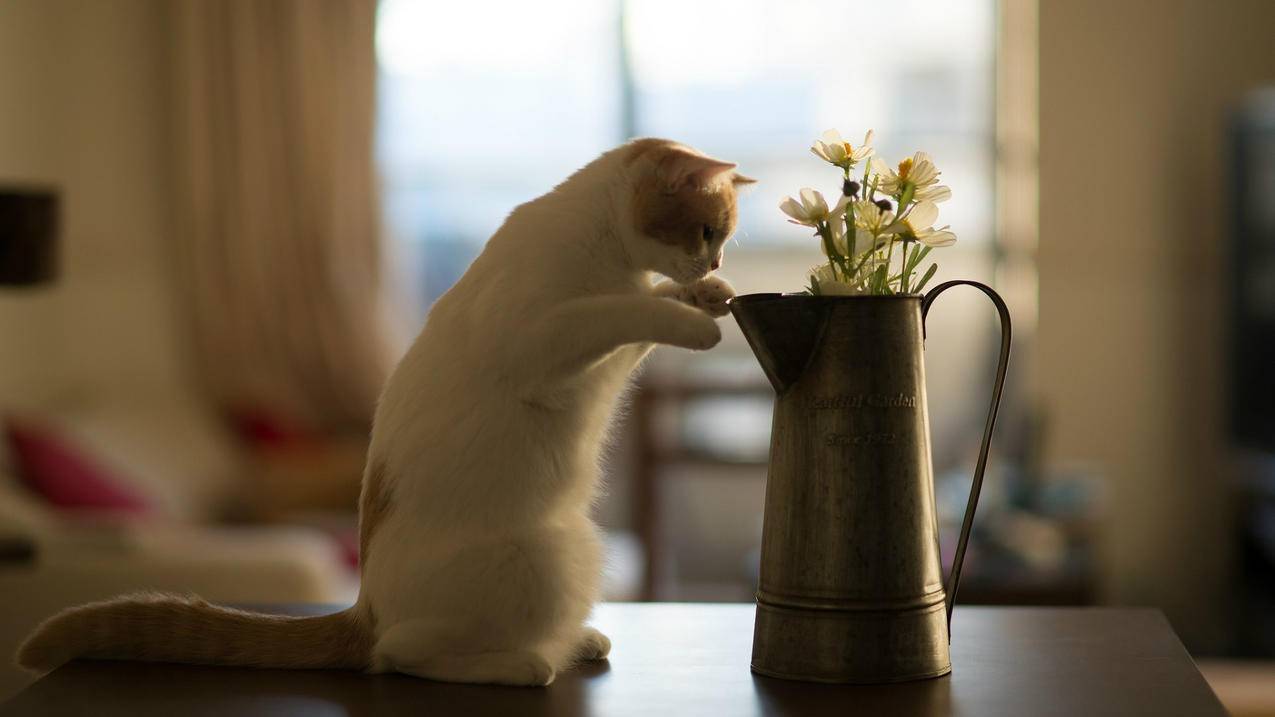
xmin=729 ymin=292 xmax=923 ymax=304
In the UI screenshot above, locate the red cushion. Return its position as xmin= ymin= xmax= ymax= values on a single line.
xmin=6 ymin=417 xmax=152 ymax=514
xmin=328 ymin=524 xmax=361 ymax=571
xmin=228 ymin=408 xmax=318 ymax=449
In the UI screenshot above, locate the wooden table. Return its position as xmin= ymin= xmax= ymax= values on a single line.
xmin=1 ymin=604 xmax=1225 ymax=716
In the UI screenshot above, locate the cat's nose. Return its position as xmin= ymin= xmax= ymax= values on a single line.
xmin=711 ymin=254 xmax=722 ymax=271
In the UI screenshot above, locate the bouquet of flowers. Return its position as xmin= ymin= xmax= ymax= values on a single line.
xmin=780 ymin=129 xmax=956 ymax=296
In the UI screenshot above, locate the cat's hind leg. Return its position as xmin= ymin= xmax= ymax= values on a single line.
xmin=575 ymin=626 xmax=610 ymax=661
xmin=401 ymin=650 xmax=556 ymax=687
xmin=372 ymin=620 xmax=556 ymax=686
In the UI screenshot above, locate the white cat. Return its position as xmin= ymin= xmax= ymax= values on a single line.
xmin=17 ymin=138 xmax=754 ymax=686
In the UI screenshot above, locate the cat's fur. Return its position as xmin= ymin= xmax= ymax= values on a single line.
xmin=17 ymin=138 xmax=754 ymax=686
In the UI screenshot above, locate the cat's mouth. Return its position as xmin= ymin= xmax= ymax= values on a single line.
xmin=672 ymin=270 xmax=709 ymax=285
xmin=671 ymin=260 xmax=712 ymax=285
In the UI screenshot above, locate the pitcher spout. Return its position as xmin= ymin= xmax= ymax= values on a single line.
xmin=728 ymin=294 xmax=825 ymax=393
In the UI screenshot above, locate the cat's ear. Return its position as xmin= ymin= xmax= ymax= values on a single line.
xmin=732 ymin=173 xmax=758 ymax=186
xmin=658 ymin=151 xmax=738 ymax=191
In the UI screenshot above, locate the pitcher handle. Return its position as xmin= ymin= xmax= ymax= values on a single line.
xmin=921 ymin=280 xmax=1012 ymax=631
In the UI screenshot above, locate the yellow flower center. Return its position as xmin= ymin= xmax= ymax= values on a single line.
xmin=842 ymin=142 xmax=854 ymax=156
xmin=897 ymin=158 xmax=913 ymax=180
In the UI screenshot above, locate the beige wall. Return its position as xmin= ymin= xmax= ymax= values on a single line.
xmin=1039 ymin=0 xmax=1275 ymax=649
xmin=0 ymin=0 xmax=191 ymax=408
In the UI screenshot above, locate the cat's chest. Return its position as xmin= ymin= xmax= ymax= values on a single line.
xmin=535 ymin=344 xmax=642 ymax=414
xmin=587 ymin=343 xmax=646 ymax=387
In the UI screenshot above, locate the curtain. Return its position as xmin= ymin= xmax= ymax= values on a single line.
xmin=170 ymin=0 xmax=392 ymax=434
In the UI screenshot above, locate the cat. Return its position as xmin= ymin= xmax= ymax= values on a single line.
xmin=16 ymin=138 xmax=755 ymax=686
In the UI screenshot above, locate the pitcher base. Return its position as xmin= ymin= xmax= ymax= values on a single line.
xmin=750 ymin=599 xmax=951 ymax=684
xmin=750 ymin=663 xmax=951 ymax=684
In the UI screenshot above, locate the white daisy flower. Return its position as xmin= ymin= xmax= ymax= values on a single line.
xmin=823 ymin=216 xmax=876 ymax=258
xmin=811 ymin=263 xmax=859 ymax=295
xmin=872 ymin=151 xmax=944 ymax=198
xmin=852 ymin=198 xmax=895 ymax=234
xmin=810 ymin=129 xmax=874 ymax=169
xmin=779 ymin=188 xmax=846 ymax=226
xmin=894 ymin=202 xmax=957 ymax=247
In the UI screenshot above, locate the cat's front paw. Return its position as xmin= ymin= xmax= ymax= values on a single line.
xmin=670 ymin=312 xmax=722 ymax=351
xmin=684 ymin=275 xmax=735 ymax=318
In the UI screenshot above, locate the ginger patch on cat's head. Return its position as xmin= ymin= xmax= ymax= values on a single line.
xmin=628 ymin=140 xmax=755 ymax=256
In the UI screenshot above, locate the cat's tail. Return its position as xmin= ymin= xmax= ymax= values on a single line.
xmin=16 ymin=592 xmax=372 ymax=673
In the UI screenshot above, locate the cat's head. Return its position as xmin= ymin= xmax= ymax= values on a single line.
xmin=623 ymin=139 xmax=755 ymax=285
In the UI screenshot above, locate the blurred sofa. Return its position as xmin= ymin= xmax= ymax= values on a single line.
xmin=0 ymin=395 xmax=357 ymax=700
xmin=0 ymin=393 xmax=645 ymax=701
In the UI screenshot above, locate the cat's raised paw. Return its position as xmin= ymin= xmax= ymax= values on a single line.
xmin=670 ymin=313 xmax=722 ymax=351
xmin=685 ymin=276 xmax=735 ymax=317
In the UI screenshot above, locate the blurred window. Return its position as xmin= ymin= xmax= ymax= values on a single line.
xmin=375 ymin=0 xmax=1019 ymax=602
xmin=375 ymin=0 xmax=996 ymax=307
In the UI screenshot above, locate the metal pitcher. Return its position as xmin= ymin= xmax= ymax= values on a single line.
xmin=729 ymin=281 xmax=1011 ymax=684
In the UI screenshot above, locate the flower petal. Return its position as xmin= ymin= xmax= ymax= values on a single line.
xmin=799 ymin=187 xmax=828 ymax=215
xmin=812 ymin=262 xmax=858 ymax=295
xmin=828 ymin=226 xmax=848 ymax=256
xmin=853 ymin=227 xmax=876 ymax=255
xmin=919 ymin=226 xmax=957 ymax=247
xmin=821 ymin=279 xmax=858 ymax=295
xmin=916 ymin=185 xmax=951 ymax=203
xmin=907 ymin=201 xmax=939 ymax=228
xmin=912 ymin=166 xmax=938 ymax=187
xmin=852 ymin=199 xmax=881 ymax=228
xmin=779 ymin=196 xmax=806 ymax=221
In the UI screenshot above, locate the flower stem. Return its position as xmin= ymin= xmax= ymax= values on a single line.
xmin=817 ymin=223 xmax=852 ymax=281
xmin=897 ymin=183 xmax=916 ymax=216
xmin=848 ymin=243 xmax=871 ymax=282
xmin=899 ymin=243 xmax=911 ymax=293
xmin=883 ymin=238 xmax=896 ymax=294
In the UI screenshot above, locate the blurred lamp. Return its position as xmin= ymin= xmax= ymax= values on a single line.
xmin=0 ymin=187 xmax=59 ymax=286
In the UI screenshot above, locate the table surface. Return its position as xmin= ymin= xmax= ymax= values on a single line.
xmin=1 ymin=603 xmax=1225 ymax=717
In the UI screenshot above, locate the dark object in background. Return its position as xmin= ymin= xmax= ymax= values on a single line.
xmin=1230 ymin=88 xmax=1275 ymax=658
xmin=0 ymin=186 xmax=58 ymax=568
xmin=0 ymin=187 xmax=59 ymax=286
xmin=1230 ymin=90 xmax=1275 ymax=453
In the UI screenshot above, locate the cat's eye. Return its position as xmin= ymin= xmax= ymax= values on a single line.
xmin=701 ymin=224 xmax=715 ymax=242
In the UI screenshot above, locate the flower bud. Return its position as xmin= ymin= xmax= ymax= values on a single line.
xmin=874 ymin=199 xmax=893 ymax=213
xmin=842 ymin=179 xmax=860 ymax=197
